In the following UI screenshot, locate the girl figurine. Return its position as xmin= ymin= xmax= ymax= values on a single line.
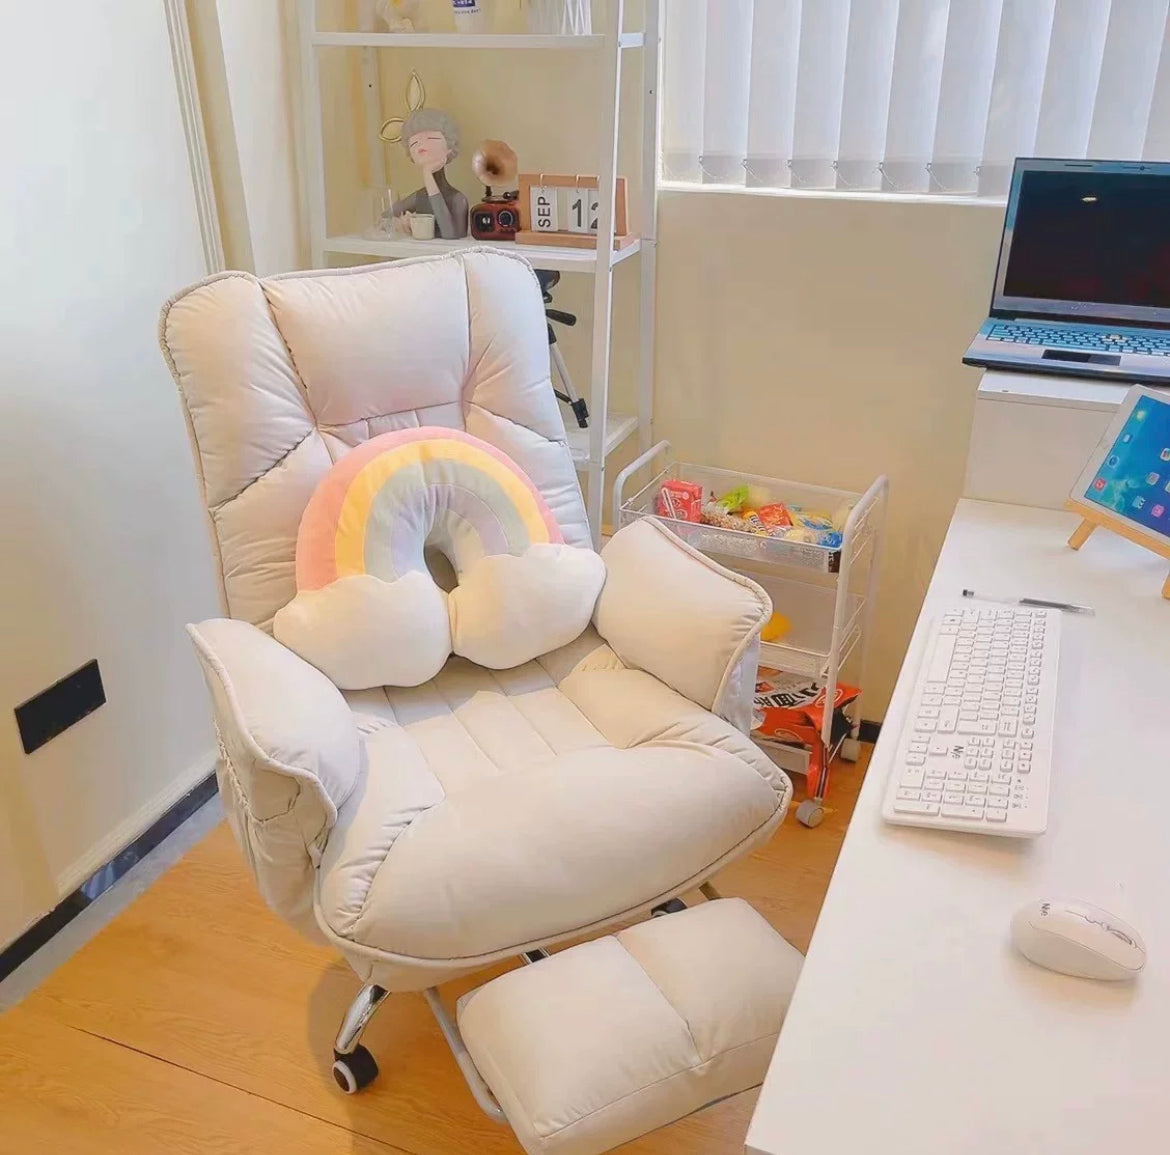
xmin=393 ymin=109 xmax=469 ymax=239
xmin=380 ymin=73 xmax=469 ymax=240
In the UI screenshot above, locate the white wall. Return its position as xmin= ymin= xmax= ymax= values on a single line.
xmin=0 ymin=0 xmax=220 ymax=945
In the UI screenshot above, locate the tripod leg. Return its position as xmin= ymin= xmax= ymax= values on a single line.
xmin=551 ymin=343 xmax=589 ymax=429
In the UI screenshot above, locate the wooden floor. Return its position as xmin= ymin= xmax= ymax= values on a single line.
xmin=0 ymin=749 xmax=870 ymax=1155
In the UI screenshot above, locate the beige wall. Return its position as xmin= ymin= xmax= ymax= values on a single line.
xmin=653 ymin=190 xmax=1005 ymax=715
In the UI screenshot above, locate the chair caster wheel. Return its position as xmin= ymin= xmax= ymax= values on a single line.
xmin=841 ymin=737 xmax=861 ymax=763
xmin=796 ymin=799 xmax=825 ymax=828
xmin=332 ymin=1044 xmax=379 ymax=1093
xmin=651 ymin=897 xmax=688 ymax=918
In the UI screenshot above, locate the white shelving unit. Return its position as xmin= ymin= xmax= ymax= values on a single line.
xmin=567 ymin=412 xmax=639 ymax=466
xmin=297 ymin=0 xmax=662 ymax=546
xmin=310 ymin=31 xmax=645 ymax=49
xmin=321 ymin=232 xmax=642 ymax=273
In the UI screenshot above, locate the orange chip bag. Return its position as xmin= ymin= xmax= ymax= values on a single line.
xmin=757 ymin=502 xmax=793 ymax=530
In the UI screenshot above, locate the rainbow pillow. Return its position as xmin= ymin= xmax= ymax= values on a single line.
xmin=273 ymin=428 xmax=606 ymax=688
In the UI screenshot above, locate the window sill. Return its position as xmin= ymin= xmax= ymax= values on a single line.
xmin=659 ymin=179 xmax=1005 ymax=209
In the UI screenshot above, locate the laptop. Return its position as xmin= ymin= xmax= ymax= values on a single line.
xmin=964 ymin=158 xmax=1170 ymax=386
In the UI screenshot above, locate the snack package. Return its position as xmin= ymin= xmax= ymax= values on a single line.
xmin=757 ymin=502 xmax=793 ymax=530
xmin=755 ymin=715 xmax=828 ymax=786
xmin=790 ymin=509 xmax=834 ymax=532
xmin=753 ymin=671 xmax=861 ymax=732
xmin=701 ymin=501 xmax=746 ymax=530
xmin=772 ymin=523 xmax=843 ymax=549
xmin=655 ymin=479 xmax=704 ymax=522
xmin=714 ymin=485 xmax=751 ymax=514
xmin=751 ymin=669 xmax=861 ymax=792
xmin=781 ymin=526 xmax=821 ymax=544
xmin=760 ymin=612 xmax=791 ymax=642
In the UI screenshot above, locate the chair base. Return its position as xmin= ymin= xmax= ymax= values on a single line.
xmin=332 ymin=1044 xmax=379 ymax=1094
xmin=331 ymin=982 xmax=389 ymax=1094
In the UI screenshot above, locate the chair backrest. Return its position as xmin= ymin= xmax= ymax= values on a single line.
xmin=160 ymin=249 xmax=590 ymax=630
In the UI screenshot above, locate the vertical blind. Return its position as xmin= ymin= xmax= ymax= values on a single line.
xmin=662 ymin=0 xmax=1170 ymax=197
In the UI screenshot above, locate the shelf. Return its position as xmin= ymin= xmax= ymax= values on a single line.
xmin=567 ymin=413 xmax=638 ymax=468
xmin=312 ymin=32 xmax=644 ymax=50
xmin=750 ymin=576 xmax=866 ymax=681
xmin=323 ymin=233 xmax=641 ymax=273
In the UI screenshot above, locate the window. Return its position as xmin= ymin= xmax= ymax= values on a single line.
xmin=662 ymin=0 xmax=1170 ymax=197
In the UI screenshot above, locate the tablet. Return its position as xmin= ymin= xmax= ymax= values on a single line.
xmin=1070 ymin=385 xmax=1170 ymax=544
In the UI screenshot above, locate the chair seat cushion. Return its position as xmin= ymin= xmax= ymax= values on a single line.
xmin=317 ymin=631 xmax=791 ymax=965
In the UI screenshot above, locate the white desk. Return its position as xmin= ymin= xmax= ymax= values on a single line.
xmin=747 ymin=499 xmax=1170 ymax=1155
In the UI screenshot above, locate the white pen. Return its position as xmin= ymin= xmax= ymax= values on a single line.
xmin=961 ymin=589 xmax=1095 ymax=615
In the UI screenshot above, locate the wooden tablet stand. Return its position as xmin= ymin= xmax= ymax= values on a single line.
xmin=1065 ymin=499 xmax=1170 ymax=599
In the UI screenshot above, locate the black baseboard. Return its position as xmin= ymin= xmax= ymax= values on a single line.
xmin=0 ymin=773 xmax=217 ymax=983
xmin=859 ymin=719 xmax=882 ymax=744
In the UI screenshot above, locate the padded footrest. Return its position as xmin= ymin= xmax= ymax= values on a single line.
xmin=456 ymin=899 xmax=803 ymax=1155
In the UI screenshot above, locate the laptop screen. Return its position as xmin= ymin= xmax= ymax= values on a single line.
xmin=992 ymin=160 xmax=1170 ymax=326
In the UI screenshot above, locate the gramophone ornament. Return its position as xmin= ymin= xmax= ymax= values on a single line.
xmin=470 ymin=140 xmax=520 ymax=241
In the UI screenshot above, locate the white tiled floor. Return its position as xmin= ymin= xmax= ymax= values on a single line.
xmin=0 ymin=796 xmax=223 ymax=1011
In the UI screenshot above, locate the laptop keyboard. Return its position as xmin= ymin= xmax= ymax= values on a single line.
xmin=986 ymin=322 xmax=1170 ymax=355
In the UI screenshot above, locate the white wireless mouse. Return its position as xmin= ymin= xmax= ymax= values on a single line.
xmin=1010 ymin=900 xmax=1146 ymax=981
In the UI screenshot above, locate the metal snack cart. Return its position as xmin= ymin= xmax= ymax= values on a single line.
xmin=615 ymin=443 xmax=889 ymax=827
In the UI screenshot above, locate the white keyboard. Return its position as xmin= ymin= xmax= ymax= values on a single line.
xmin=882 ymin=603 xmax=1061 ymax=837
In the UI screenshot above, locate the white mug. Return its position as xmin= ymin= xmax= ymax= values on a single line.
xmin=409 ymin=214 xmax=436 ymax=240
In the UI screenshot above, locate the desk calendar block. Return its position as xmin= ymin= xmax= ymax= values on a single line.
xmin=516 ymin=173 xmax=632 ymax=251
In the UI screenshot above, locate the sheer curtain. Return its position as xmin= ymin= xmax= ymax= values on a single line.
xmin=662 ymin=0 xmax=1170 ymax=196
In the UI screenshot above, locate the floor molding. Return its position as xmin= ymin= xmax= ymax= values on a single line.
xmin=55 ymin=753 xmax=216 ymax=896
xmin=0 ymin=774 xmax=217 ymax=983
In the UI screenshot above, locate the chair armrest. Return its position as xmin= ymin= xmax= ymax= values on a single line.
xmin=593 ymin=519 xmax=771 ymax=726
xmin=188 ymin=618 xmax=361 ymax=820
xmin=188 ymin=619 xmax=363 ymax=937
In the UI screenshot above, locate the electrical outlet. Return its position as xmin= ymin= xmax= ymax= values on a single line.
xmin=14 ymin=660 xmax=105 ymax=754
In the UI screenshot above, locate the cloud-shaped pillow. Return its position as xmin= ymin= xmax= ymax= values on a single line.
xmin=273 ymin=428 xmax=605 ymax=689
